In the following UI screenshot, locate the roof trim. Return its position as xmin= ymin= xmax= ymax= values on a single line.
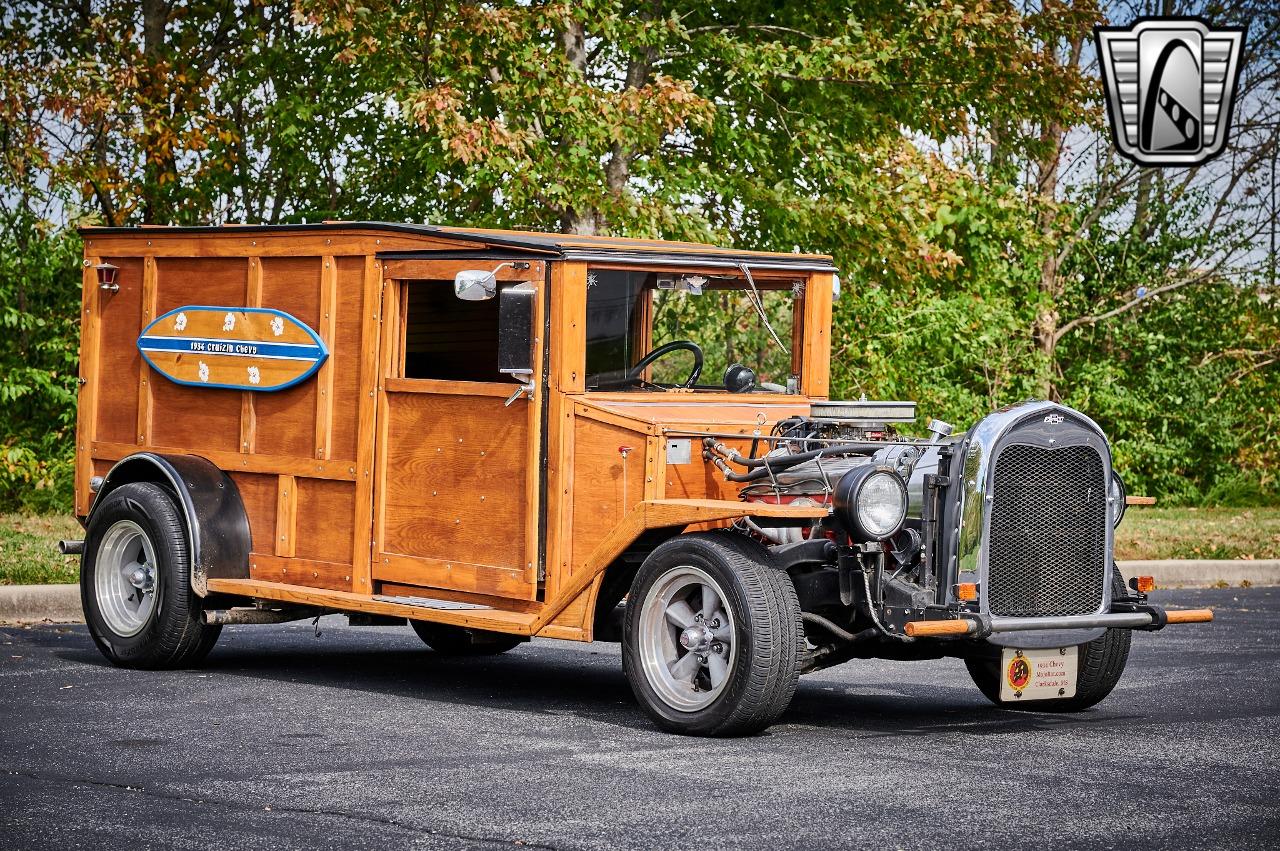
xmin=557 ymin=250 xmax=837 ymax=272
xmin=76 ymin=220 xmax=835 ymax=266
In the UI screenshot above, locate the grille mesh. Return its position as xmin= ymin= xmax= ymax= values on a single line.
xmin=987 ymin=444 xmax=1107 ymax=617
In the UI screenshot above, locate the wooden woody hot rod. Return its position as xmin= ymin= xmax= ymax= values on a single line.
xmin=66 ymin=222 xmax=1213 ymax=736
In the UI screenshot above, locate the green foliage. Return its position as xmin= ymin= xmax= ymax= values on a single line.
xmin=0 ymin=210 xmax=82 ymax=512
xmin=0 ymin=0 xmax=1274 ymax=511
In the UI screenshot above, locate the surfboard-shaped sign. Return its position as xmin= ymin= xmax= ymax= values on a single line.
xmin=137 ymin=306 xmax=328 ymax=392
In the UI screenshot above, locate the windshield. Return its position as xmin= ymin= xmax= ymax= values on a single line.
xmin=584 ymin=268 xmax=800 ymax=392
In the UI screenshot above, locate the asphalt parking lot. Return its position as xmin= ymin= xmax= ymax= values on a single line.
xmin=2 ymin=586 xmax=1277 ymax=850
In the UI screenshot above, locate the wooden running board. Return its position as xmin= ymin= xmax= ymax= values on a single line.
xmin=205 ymin=578 xmax=539 ymax=636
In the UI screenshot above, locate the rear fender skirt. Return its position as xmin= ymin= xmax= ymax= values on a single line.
xmin=89 ymin=453 xmax=251 ymax=596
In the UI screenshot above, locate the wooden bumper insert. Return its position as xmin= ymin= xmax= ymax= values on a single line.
xmin=903 ymin=608 xmax=1215 ymax=638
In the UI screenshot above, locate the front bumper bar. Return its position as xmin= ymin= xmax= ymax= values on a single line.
xmin=904 ymin=607 xmax=1214 ymax=638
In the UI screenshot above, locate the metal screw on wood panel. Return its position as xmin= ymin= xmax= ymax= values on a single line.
xmin=480 ymin=451 xmax=485 ymax=456
xmin=432 ymin=490 xmax=437 ymax=495
xmin=326 ymin=239 xmax=331 ymax=245
xmin=480 ymin=496 xmax=485 ymax=501
xmin=312 ymin=571 xmax=318 ymax=578
xmin=344 ymin=576 xmax=350 ymax=582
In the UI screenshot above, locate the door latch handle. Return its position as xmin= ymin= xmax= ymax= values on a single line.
xmin=504 ymin=379 xmax=535 ymax=407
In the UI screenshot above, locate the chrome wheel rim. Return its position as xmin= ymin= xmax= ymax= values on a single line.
xmin=94 ymin=520 xmax=159 ymax=637
xmin=638 ymin=565 xmax=737 ymax=712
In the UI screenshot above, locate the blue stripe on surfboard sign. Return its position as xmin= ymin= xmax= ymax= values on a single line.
xmin=137 ymin=335 xmax=325 ymax=361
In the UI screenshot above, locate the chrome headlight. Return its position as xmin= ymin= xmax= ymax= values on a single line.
xmin=833 ymin=466 xmax=908 ymax=541
xmin=1110 ymin=472 xmax=1127 ymax=528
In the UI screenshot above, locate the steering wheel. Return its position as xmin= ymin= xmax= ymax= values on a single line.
xmin=626 ymin=340 xmax=704 ymax=388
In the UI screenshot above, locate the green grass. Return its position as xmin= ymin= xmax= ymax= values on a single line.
xmin=1 ymin=507 xmax=1276 ymax=586
xmin=0 ymin=513 xmax=83 ymax=585
xmin=1115 ymin=506 xmax=1280 ymax=561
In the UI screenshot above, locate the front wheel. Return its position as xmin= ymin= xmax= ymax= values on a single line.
xmin=622 ymin=532 xmax=802 ymax=736
xmin=965 ymin=572 xmax=1133 ymax=712
xmin=81 ymin=482 xmax=221 ymax=669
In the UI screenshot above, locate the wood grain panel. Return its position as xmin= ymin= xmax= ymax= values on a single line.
xmin=248 ymin=554 xmax=353 ymax=590
xmin=274 ymin=474 xmax=297 ymax=558
xmin=93 ymin=256 xmax=144 ymax=446
xmin=148 ymin=257 xmax=245 ymax=453
xmin=229 ymin=472 xmax=277 ymax=554
xmin=350 ymin=257 xmax=382 ymax=593
xmin=802 ymin=272 xmax=833 ymax=399
xmin=570 ymin=418 xmax=647 ymax=574
xmin=154 ymin=256 xmax=247 ymax=316
xmin=254 ymin=255 xmax=322 ymax=459
xmin=329 ymin=256 xmax=366 ymax=463
xmin=136 ymin=256 xmax=158 ymax=445
xmin=380 ymin=392 xmax=529 ymax=571
xmin=149 ymin=376 xmax=243 ymax=453
xmin=295 ymin=478 xmax=356 ymax=570
xmin=373 ymin=553 xmax=532 ymax=599
xmin=76 ymin=253 xmax=103 ymax=516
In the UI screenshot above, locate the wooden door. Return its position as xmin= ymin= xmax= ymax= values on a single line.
xmin=370 ymin=266 xmax=543 ymax=602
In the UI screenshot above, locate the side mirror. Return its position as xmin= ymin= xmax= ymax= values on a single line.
xmin=499 ymin=283 xmax=536 ymax=376
xmin=454 ymin=269 xmax=497 ymax=301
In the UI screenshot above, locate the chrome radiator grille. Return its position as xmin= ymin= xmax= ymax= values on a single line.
xmin=986 ymin=444 xmax=1108 ymax=617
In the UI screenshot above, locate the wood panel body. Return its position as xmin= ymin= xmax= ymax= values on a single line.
xmin=369 ymin=268 xmax=543 ymax=602
xmin=76 ymin=225 xmax=836 ymax=640
xmin=76 ymin=227 xmax=455 ymax=594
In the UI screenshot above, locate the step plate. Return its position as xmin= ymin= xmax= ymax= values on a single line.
xmin=372 ymin=594 xmax=492 ymax=612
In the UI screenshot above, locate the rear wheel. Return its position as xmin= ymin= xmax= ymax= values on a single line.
xmin=622 ymin=532 xmax=801 ymax=736
xmin=965 ymin=572 xmax=1132 ymax=712
xmin=81 ymin=482 xmax=221 ymax=669
xmin=409 ymin=621 xmax=524 ymax=655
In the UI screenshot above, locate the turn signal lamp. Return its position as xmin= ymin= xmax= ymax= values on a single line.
xmin=1134 ymin=575 xmax=1156 ymax=593
xmin=957 ymin=583 xmax=978 ymax=602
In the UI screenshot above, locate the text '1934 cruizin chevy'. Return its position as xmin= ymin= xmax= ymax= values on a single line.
xmin=65 ymin=222 xmax=1213 ymax=735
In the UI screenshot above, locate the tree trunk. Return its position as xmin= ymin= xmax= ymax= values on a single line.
xmin=140 ymin=0 xmax=173 ymax=224
xmin=1033 ymin=121 xmax=1064 ymax=400
xmin=1031 ymin=24 xmax=1088 ymax=401
xmin=557 ymin=20 xmax=597 ymax=234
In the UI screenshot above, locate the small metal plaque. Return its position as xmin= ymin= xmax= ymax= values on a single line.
xmin=666 ymin=439 xmax=692 ymax=465
xmin=999 ymin=646 xmax=1079 ymax=701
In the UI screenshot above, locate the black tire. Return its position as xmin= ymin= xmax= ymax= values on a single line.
xmin=965 ymin=572 xmax=1133 ymax=712
xmin=622 ymin=532 xmax=802 ymax=736
xmin=409 ymin=620 xmax=524 ymax=655
xmin=81 ymin=482 xmax=222 ymax=669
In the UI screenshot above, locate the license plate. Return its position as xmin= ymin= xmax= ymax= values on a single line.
xmin=998 ymin=646 xmax=1078 ymax=702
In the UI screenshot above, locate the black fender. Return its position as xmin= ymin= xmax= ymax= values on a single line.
xmin=89 ymin=453 xmax=252 ymax=596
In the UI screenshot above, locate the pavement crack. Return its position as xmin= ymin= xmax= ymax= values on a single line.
xmin=4 ymin=769 xmax=557 ymax=849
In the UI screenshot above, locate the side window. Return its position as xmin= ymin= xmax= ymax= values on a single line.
xmin=401 ymin=280 xmax=505 ymax=383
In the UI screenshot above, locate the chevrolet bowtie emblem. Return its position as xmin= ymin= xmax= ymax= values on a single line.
xmin=1095 ymin=17 xmax=1245 ymax=167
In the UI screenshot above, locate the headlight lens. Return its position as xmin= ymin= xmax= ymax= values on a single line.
xmin=1110 ymin=472 xmax=1127 ymax=528
xmin=834 ymin=466 xmax=908 ymax=540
